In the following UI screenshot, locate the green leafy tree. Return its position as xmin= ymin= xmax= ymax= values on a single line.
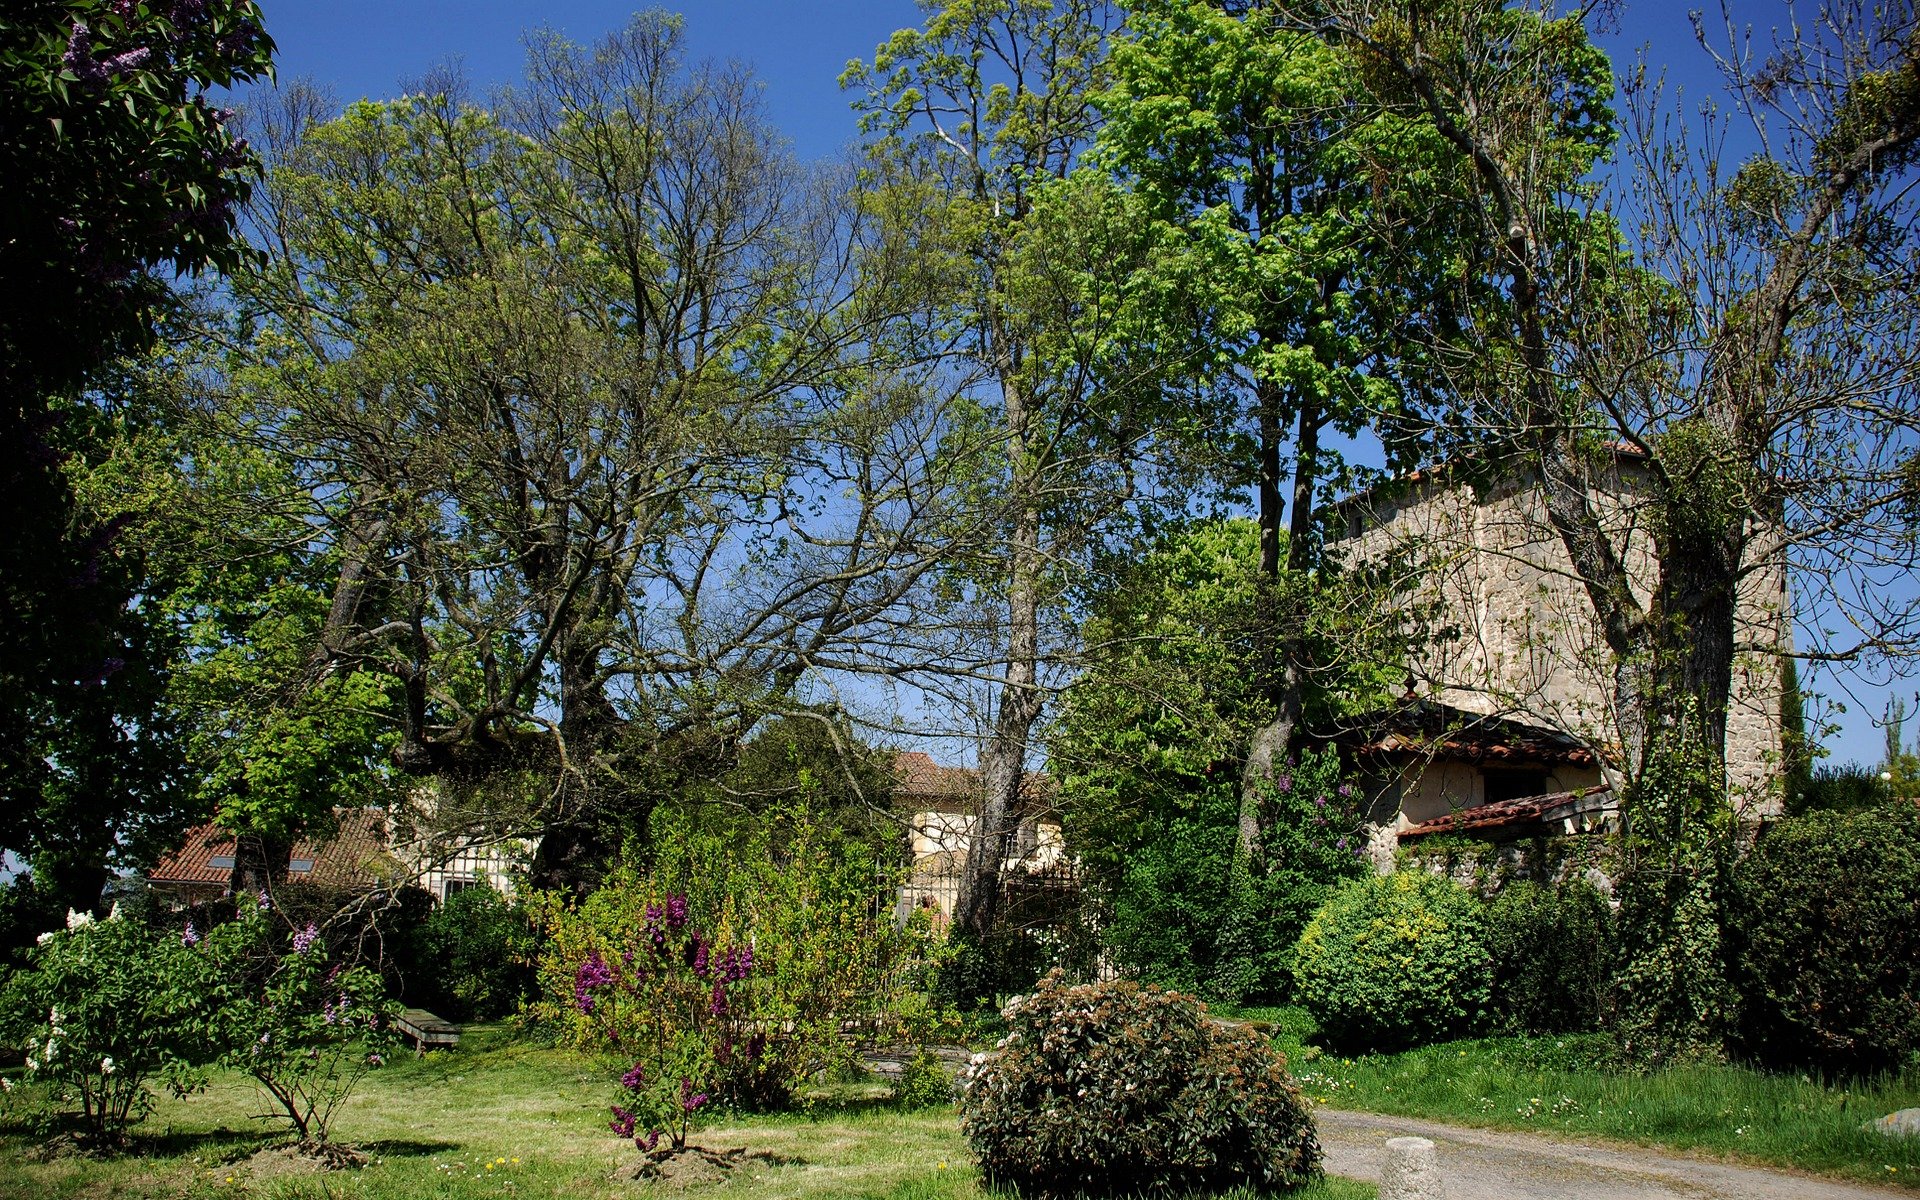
xmin=844 ymin=0 xmax=1138 ymax=958
xmin=1291 ymin=0 xmax=1918 ymax=1059
xmin=222 ymin=18 xmax=966 ymax=893
xmin=1052 ymin=520 xmax=1393 ymax=999
xmin=0 ymin=0 xmax=272 ymax=944
xmin=1094 ymin=0 xmax=1454 ymax=858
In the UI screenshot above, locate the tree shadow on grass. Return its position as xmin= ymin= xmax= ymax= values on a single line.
xmin=132 ymin=1124 xmax=265 ymax=1159
xmin=356 ymin=1137 xmax=461 ymax=1157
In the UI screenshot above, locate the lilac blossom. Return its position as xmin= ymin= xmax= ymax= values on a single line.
xmin=574 ymin=950 xmax=614 ymax=1013
xmin=609 ymin=1104 xmax=637 ymax=1138
xmin=620 ymin=1062 xmax=646 ymax=1090
xmin=292 ymin=923 xmax=319 ymax=954
xmin=181 ymin=920 xmax=199 ymax=947
xmin=664 ymin=894 xmax=688 ymax=930
xmin=678 ymin=1078 xmax=708 ymax=1112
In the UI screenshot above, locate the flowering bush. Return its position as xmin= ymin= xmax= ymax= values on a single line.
xmin=211 ymin=906 xmax=399 ymax=1148
xmin=533 ymin=808 xmax=946 ymax=1155
xmin=1293 ymin=870 xmax=1493 ymax=1053
xmin=1 ymin=907 xmax=221 ymax=1142
xmin=960 ymin=972 xmax=1320 ymax=1195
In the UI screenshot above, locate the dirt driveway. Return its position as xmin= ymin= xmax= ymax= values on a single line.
xmin=1318 ymin=1108 xmax=1913 ymax=1200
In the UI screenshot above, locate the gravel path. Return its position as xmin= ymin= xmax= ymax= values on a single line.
xmin=1317 ymin=1108 xmax=1912 ymax=1200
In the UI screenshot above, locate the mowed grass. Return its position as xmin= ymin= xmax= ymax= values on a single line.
xmin=1217 ymin=1005 xmax=1920 ymax=1191
xmin=0 ymin=1025 xmax=1374 ymax=1200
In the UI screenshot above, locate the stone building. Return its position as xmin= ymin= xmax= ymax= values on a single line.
xmin=1324 ymin=452 xmax=1792 ymax=847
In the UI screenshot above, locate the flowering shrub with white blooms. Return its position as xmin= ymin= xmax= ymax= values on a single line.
xmin=0 ymin=905 xmax=222 ymax=1142
xmin=959 ymin=971 xmax=1321 ymax=1195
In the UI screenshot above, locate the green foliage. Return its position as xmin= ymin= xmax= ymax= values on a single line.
xmin=1293 ymin=871 xmax=1492 ymax=1053
xmin=1053 ymin=521 xmax=1382 ymax=1001
xmin=1729 ymin=803 xmax=1920 ymax=1075
xmin=1 ymin=907 xmax=220 ymax=1142
xmin=531 ymin=807 xmax=947 ymax=1144
xmin=959 ymin=972 xmax=1322 ymax=1196
xmin=405 ymin=887 xmax=537 ymax=1023
xmin=890 ymin=1047 xmax=955 ymax=1109
xmin=1094 ymin=747 xmax=1367 ymax=1004
xmin=1482 ymin=879 xmax=1612 ymax=1036
xmin=0 ymin=0 xmax=274 ymax=393
xmin=1789 ymin=763 xmax=1892 ymax=816
xmin=1613 ymin=726 xmax=1737 ymax=1066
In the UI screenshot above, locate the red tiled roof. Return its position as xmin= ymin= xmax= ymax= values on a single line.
xmin=891 ymin=752 xmax=1052 ymax=811
xmin=1400 ymin=784 xmax=1613 ymax=840
xmin=1322 ymin=699 xmax=1597 ymax=766
xmin=148 ymin=808 xmax=396 ymax=890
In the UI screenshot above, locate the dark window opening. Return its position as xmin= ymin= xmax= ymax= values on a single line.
xmin=1482 ymin=770 xmax=1549 ymax=805
xmin=443 ymin=877 xmax=480 ymax=902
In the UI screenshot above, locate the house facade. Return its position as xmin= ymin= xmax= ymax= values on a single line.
xmin=1325 ymin=456 xmax=1792 ymax=845
xmin=891 ymin=750 xmax=1064 ymax=923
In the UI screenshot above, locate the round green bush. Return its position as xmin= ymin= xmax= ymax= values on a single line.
xmin=1729 ymin=803 xmax=1920 ymax=1074
xmin=959 ymin=971 xmax=1320 ymax=1195
xmin=1293 ymin=870 xmax=1492 ymax=1053
xmin=407 ymin=886 xmax=538 ymax=1022
xmin=1484 ymin=878 xmax=1612 ymax=1035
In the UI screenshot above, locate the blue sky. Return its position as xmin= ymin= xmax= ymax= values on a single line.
xmin=238 ymin=0 xmax=1907 ymax=769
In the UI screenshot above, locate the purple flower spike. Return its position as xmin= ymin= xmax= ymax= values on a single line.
xmin=1275 ymin=774 xmax=1293 ymax=793
xmin=292 ymin=923 xmax=319 ymax=954
xmin=664 ymin=894 xmax=688 ymax=930
xmin=181 ymin=920 xmax=199 ymax=947
xmin=620 ymin=1062 xmax=646 ymax=1090
xmin=1338 ymin=783 xmax=1354 ymax=799
xmin=679 ymin=1078 xmax=708 ymax=1112
xmin=610 ymin=1104 xmax=636 ymax=1138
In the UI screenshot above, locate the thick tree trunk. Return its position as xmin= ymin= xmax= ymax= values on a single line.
xmin=230 ymin=830 xmax=290 ymax=897
xmin=531 ymin=622 xmax=625 ymax=895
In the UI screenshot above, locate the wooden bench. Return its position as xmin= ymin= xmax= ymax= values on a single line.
xmin=393 ymin=1007 xmax=460 ymax=1055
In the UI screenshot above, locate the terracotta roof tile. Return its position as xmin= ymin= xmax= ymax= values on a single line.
xmin=1321 ymin=698 xmax=1596 ymax=766
xmin=1400 ymin=784 xmax=1614 ymax=840
xmin=148 ymin=808 xmax=397 ymax=890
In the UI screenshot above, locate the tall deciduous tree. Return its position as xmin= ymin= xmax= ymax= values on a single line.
xmin=224 ymin=16 xmax=965 ymax=892
xmin=0 ymin=0 xmax=272 ymax=937
xmin=1094 ymin=0 xmax=1448 ymax=855
xmin=1291 ymin=0 xmax=1918 ymax=1058
xmin=846 ymin=0 xmax=1172 ymax=952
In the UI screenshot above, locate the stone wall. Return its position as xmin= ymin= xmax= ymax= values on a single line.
xmin=1330 ymin=461 xmax=1791 ymax=813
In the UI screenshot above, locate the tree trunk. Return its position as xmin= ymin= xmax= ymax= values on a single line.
xmin=1237 ymin=389 xmax=1316 ymax=858
xmin=954 ymin=375 xmax=1045 ymax=944
xmin=230 ymin=830 xmax=290 ymax=897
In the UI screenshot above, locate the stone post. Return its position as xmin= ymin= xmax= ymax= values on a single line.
xmin=1380 ymin=1135 xmax=1445 ymax=1200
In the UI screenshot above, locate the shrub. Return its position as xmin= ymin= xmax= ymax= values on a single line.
xmin=1099 ymin=747 xmax=1366 ymax=1004
xmin=1483 ymin=879 xmax=1612 ymax=1035
xmin=1729 ymin=803 xmax=1920 ymax=1074
xmin=211 ymin=903 xmax=400 ymax=1149
xmin=532 ymin=807 xmax=946 ymax=1155
xmin=959 ymin=972 xmax=1320 ymax=1196
xmin=407 ymin=886 xmax=537 ymax=1021
xmin=1 ymin=907 xmax=220 ymax=1143
xmin=1293 ymin=870 xmax=1492 ymax=1053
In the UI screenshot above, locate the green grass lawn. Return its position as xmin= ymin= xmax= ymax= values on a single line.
xmin=1215 ymin=1005 xmax=1920 ymax=1191
xmin=0 ymin=1025 xmax=1373 ymax=1200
